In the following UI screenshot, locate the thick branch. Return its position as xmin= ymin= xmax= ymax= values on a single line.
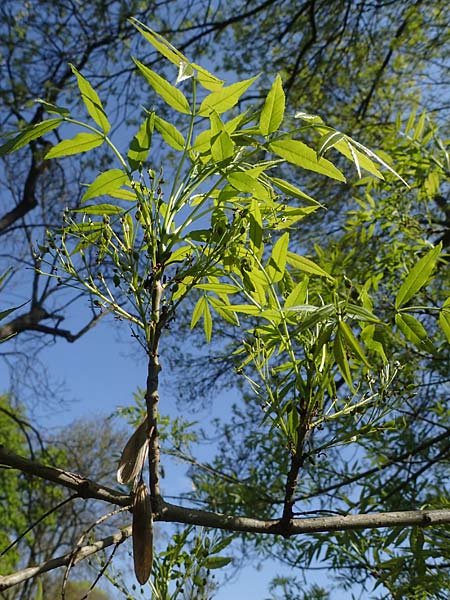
xmin=2 ymin=446 xmax=450 ymax=592
xmin=0 ymin=527 xmax=131 ymax=591
xmin=2 ymin=501 xmax=450 ymax=592
xmin=0 ymin=445 xmax=129 ymax=507
xmin=0 ymin=308 xmax=106 ymax=342
xmin=0 ymin=150 xmax=47 ymax=233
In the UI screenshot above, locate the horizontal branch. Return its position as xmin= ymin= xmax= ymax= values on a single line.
xmin=0 ymin=527 xmax=131 ymax=591
xmin=0 ymin=445 xmax=129 ymax=507
xmin=160 ymin=501 xmax=450 ymax=535
xmin=2 ymin=501 xmax=450 ymax=592
xmin=0 ymin=308 xmax=106 ymax=343
xmin=2 ymin=445 xmax=450 ymax=591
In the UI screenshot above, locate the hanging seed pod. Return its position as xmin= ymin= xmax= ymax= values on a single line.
xmin=117 ymin=417 xmax=150 ymax=485
xmin=132 ymin=480 xmax=153 ymax=584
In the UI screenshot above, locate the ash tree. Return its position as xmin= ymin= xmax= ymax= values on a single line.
xmin=0 ymin=15 xmax=450 ymax=600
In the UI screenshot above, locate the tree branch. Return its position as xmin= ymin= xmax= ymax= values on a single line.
xmin=0 ymin=445 xmax=129 ymax=507
xmin=0 ymin=308 xmax=106 ymax=343
xmin=0 ymin=527 xmax=131 ymax=591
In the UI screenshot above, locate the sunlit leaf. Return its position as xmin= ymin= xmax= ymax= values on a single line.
xmin=293 ymin=304 xmax=336 ymax=332
xmin=154 ymin=115 xmax=185 ymax=150
xmin=227 ymin=171 xmax=269 ymax=200
xmin=45 ymin=132 xmax=104 ymax=158
xmin=269 ymin=176 xmax=319 ymax=205
xmin=334 ymin=327 xmax=354 ymax=391
xmin=70 ymin=64 xmax=110 ymax=133
xmin=317 ymin=130 xmax=345 ymax=158
xmin=199 ymin=75 xmax=259 ymax=116
xmin=210 ymin=111 xmax=235 ymax=162
xmin=439 ymin=306 xmax=450 ymax=343
xmin=81 ymin=169 xmax=129 ymax=202
xmin=222 ymin=304 xmax=261 ymax=315
xmin=284 ymin=278 xmax=308 ymax=309
xmin=345 ymin=303 xmax=381 ymax=323
xmin=260 ymin=74 xmax=285 ymax=136
xmin=128 ymin=114 xmax=154 ymax=171
xmin=339 ymin=321 xmax=371 ymax=367
xmin=204 ymin=300 xmax=212 ymax=342
xmin=131 ymin=19 xmax=187 ymax=66
xmin=191 ymin=296 xmax=207 ymax=328
xmin=73 ymin=204 xmax=124 ymax=216
xmin=133 ymin=59 xmax=191 ymax=114
xmin=286 ymin=251 xmax=334 ymax=280
xmin=395 ymin=313 xmax=435 ymax=353
xmin=249 ymin=198 xmax=263 ymax=254
xmin=395 ymin=243 xmax=442 ymax=308
xmin=193 ymin=63 xmax=224 ymax=91
xmin=208 ymin=296 xmax=240 ymax=326
xmin=266 ymin=232 xmax=289 ymax=283
xmin=0 ymin=119 xmax=62 ymax=157
xmin=195 ymin=283 xmax=240 ymax=294
xmin=270 ymin=139 xmax=346 ymax=182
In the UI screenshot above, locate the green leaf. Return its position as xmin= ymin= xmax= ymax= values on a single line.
xmin=193 ymin=63 xmax=224 ymax=91
xmin=266 ymin=232 xmax=289 ymax=283
xmin=335 ymin=138 xmax=383 ymax=178
xmin=73 ymin=204 xmax=124 ymax=216
xmin=0 ymin=119 xmax=63 ymax=157
xmin=293 ymin=304 xmax=336 ymax=333
xmin=133 ymin=59 xmax=190 ymax=114
xmin=222 ymin=304 xmax=262 ymax=315
xmin=45 ymin=132 xmax=104 ymax=158
xmin=269 ymin=176 xmax=319 ymax=205
xmin=345 ymin=303 xmax=381 ymax=323
xmin=128 ymin=114 xmax=154 ymax=171
xmin=195 ymin=283 xmax=240 ymax=294
xmin=70 ymin=64 xmax=110 ymax=133
xmin=334 ymin=327 xmax=354 ymax=391
xmin=81 ymin=169 xmax=129 ymax=202
xmin=361 ymin=325 xmax=387 ymax=363
xmin=316 ymin=130 xmax=346 ymax=158
xmin=191 ymin=296 xmax=206 ymax=328
xmin=204 ymin=300 xmax=212 ymax=342
xmin=199 ymin=75 xmax=259 ymax=116
xmin=165 ymin=246 xmax=192 ymax=265
xmin=339 ymin=321 xmax=371 ymax=367
xmin=227 ymin=171 xmax=269 ymax=200
xmin=0 ymin=303 xmax=26 ymax=322
xmin=204 ymin=556 xmax=233 ymax=569
xmin=395 ymin=313 xmax=435 ymax=353
xmin=208 ymin=296 xmax=240 ymax=326
xmin=210 ymin=112 xmax=235 ymax=162
xmin=395 ymin=243 xmax=442 ymax=308
xmin=131 ymin=20 xmax=188 ymax=67
xmin=154 ymin=115 xmax=185 ymax=150
xmin=260 ymin=74 xmax=285 ymax=136
xmin=284 ymin=278 xmax=308 ymax=309
xmin=0 ymin=267 xmax=12 ymax=288
xmin=249 ymin=198 xmax=263 ymax=254
xmin=286 ymin=251 xmax=334 ymax=280
xmin=439 ymin=307 xmax=450 ymax=343
xmin=269 ymin=139 xmax=346 ymax=182
xmin=35 ymin=99 xmax=70 ymax=116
